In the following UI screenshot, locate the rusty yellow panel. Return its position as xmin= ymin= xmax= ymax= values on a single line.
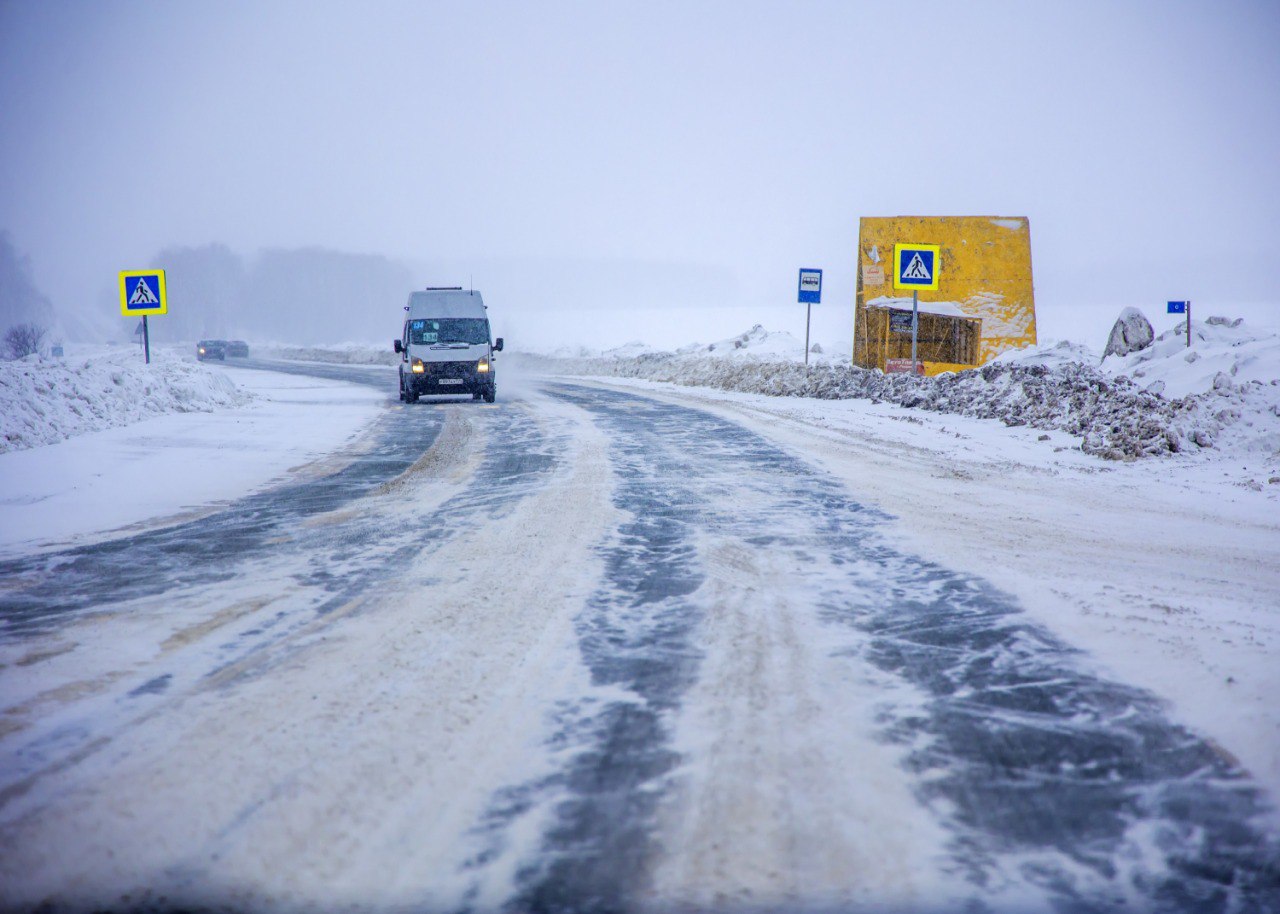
xmin=855 ymin=216 xmax=1037 ymax=366
xmin=921 ymin=361 xmax=975 ymax=377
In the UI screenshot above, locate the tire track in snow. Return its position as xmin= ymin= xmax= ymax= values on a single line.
xmin=0 ymin=373 xmax=567 ymax=830
xmin=0 ymin=383 xmax=608 ymax=911
xmin=448 ymin=385 xmax=708 ymax=914
xmin=505 ymin=382 xmax=1278 ymax=913
xmin=0 ymin=366 xmax=429 ymax=637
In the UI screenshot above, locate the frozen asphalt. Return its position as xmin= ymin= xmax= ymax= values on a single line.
xmin=0 ymin=361 xmax=1277 ymax=912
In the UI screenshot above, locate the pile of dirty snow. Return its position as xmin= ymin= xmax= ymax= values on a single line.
xmin=518 ymin=317 xmax=1280 ymax=462
xmin=996 ymin=317 xmax=1280 ymax=459
xmin=0 ymin=348 xmax=252 ymax=453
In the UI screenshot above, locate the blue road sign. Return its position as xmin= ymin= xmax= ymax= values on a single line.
xmin=798 ymin=268 xmax=822 ymax=304
xmin=1168 ymin=301 xmax=1188 ymax=314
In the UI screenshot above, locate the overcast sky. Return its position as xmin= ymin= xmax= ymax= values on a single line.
xmin=2 ymin=0 xmax=1277 ymax=350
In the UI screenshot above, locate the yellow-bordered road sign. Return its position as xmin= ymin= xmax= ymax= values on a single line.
xmin=893 ymin=244 xmax=941 ymax=291
xmin=119 ymin=269 xmax=168 ymax=316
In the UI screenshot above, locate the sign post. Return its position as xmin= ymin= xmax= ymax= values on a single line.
xmin=893 ymin=244 xmax=940 ymax=375
xmin=1168 ymin=300 xmax=1190 ymax=348
xmin=798 ymin=268 xmax=822 ymax=366
xmin=119 ymin=270 xmax=168 ymax=364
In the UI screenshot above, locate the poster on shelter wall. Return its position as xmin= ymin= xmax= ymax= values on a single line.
xmin=855 ymin=216 xmax=1037 ymax=367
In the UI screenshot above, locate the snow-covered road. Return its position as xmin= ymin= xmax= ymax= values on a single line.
xmin=1 ymin=362 xmax=1277 ymax=912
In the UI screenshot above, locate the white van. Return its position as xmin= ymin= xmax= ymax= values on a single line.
xmin=393 ymin=288 xmax=503 ymax=403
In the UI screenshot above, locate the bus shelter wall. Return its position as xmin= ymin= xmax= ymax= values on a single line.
xmin=854 ymin=216 xmax=1037 ymax=368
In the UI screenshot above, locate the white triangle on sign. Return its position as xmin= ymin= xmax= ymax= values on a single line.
xmin=129 ymin=278 xmax=159 ymax=305
xmin=902 ymin=253 xmax=931 ymax=281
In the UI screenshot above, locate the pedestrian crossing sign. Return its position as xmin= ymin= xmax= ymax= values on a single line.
xmin=894 ymin=244 xmax=941 ymax=291
xmin=119 ymin=270 xmax=168 ymax=316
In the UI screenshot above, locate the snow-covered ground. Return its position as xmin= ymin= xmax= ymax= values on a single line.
xmin=0 ymin=360 xmax=386 ymax=556
xmin=567 ymin=373 xmax=1280 ymax=804
xmin=0 ymin=345 xmax=252 ymax=453
xmin=515 ymin=315 xmax=1280 ymax=464
xmin=1 ymin=328 xmax=1278 ymax=909
xmin=504 ymin=314 xmax=1280 ymax=798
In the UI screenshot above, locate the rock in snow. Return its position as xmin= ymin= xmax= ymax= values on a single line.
xmin=1103 ymin=307 xmax=1155 ymax=358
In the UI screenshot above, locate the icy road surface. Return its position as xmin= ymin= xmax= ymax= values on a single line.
xmin=1 ymin=362 xmax=1277 ymax=913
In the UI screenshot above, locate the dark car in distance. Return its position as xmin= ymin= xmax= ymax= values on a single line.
xmin=196 ymin=340 xmax=226 ymax=361
xmin=226 ymin=340 xmax=249 ymax=358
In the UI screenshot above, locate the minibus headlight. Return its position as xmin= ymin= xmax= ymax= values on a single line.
xmin=477 ymin=358 xmax=490 ymax=373
xmin=411 ymin=358 xmax=425 ymax=374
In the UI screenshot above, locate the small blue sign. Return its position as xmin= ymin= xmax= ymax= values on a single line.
xmin=1168 ymin=301 xmax=1188 ymax=314
xmin=798 ymin=268 xmax=822 ymax=304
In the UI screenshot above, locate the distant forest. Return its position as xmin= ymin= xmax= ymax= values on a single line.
xmin=129 ymin=243 xmax=415 ymax=344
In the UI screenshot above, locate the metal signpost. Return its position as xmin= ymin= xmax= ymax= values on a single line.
xmin=798 ymin=268 xmax=822 ymax=366
xmin=119 ymin=270 xmax=168 ymax=364
xmin=1168 ymin=300 xmax=1190 ymax=348
xmin=893 ymin=244 xmax=940 ymax=375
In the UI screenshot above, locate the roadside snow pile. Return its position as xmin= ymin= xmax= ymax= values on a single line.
xmin=1102 ymin=315 xmax=1279 ymax=398
xmin=602 ymin=340 xmax=659 ymax=359
xmin=521 ymin=317 xmax=1280 ymax=462
xmin=0 ymin=349 xmax=252 ymax=453
xmin=262 ymin=344 xmax=398 ymax=366
xmin=996 ymin=318 xmax=1280 ymax=460
xmin=705 ymin=324 xmax=809 ymax=358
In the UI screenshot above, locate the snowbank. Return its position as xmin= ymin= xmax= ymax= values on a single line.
xmin=0 ymin=348 xmax=253 ymax=453
xmin=1102 ymin=315 xmax=1280 ymax=398
xmin=527 ymin=325 xmax=843 ymax=363
xmin=516 ymin=317 xmax=1280 ymax=462
xmin=258 ymin=343 xmax=399 ymax=366
xmin=704 ymin=324 xmax=810 ymax=358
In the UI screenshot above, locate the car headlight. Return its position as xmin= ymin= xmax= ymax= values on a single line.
xmin=411 ymin=358 xmax=425 ymax=374
xmin=477 ymin=358 xmax=490 ymax=373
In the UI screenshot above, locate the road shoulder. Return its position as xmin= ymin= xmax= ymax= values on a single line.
xmin=0 ymin=367 xmax=386 ymax=558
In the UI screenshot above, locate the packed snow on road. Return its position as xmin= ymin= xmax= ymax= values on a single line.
xmin=1 ymin=318 xmax=1278 ymax=913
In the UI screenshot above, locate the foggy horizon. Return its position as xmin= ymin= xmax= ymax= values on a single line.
xmin=2 ymin=0 xmax=1277 ymax=352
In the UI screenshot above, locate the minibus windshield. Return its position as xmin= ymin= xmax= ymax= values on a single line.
xmin=408 ymin=318 xmax=489 ymax=346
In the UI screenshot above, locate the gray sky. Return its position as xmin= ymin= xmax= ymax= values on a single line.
xmin=2 ymin=0 xmax=1277 ymax=350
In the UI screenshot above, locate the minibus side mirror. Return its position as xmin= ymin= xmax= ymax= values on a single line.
xmin=393 ymin=339 xmax=403 ymax=354
xmin=493 ymin=338 xmax=504 ymax=352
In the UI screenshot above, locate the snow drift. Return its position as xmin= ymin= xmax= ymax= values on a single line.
xmin=0 ymin=348 xmax=252 ymax=453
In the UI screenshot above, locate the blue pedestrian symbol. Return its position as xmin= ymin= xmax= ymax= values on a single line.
xmin=902 ymin=252 xmax=931 ymax=281
xmin=127 ymin=276 xmax=159 ymax=306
